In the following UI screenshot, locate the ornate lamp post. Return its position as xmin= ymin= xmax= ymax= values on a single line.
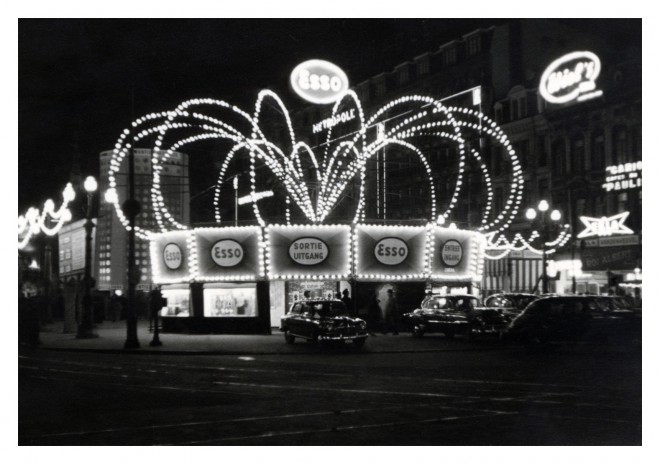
xmin=526 ymin=200 xmax=562 ymax=294
xmin=76 ymin=176 xmax=98 ymax=339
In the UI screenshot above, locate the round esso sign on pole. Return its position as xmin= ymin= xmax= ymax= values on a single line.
xmin=290 ymin=59 xmax=349 ymax=104
xmin=211 ymin=239 xmax=244 ymax=267
xmin=163 ymin=243 xmax=183 ymax=270
xmin=374 ymin=237 xmax=409 ymax=266
xmin=441 ymin=240 xmax=463 ymax=267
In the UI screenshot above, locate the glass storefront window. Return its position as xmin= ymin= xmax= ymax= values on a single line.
xmin=203 ymin=283 xmax=257 ymax=318
xmin=161 ymin=286 xmax=190 ymax=317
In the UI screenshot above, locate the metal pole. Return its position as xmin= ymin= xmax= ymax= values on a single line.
xmin=234 ymin=175 xmax=239 ymax=227
xmin=123 ymin=139 xmax=140 ymax=349
xmin=541 ymin=216 xmax=548 ymax=294
xmin=76 ymin=192 xmax=96 ymax=338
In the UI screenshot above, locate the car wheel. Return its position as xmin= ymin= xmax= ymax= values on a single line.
xmin=412 ymin=326 xmax=424 ymax=338
xmin=284 ymin=331 xmax=295 ymax=344
xmin=352 ymin=338 xmax=366 ymax=348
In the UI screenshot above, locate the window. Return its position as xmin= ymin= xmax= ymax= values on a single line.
xmin=591 ymin=133 xmax=605 ymax=170
xmin=493 ymin=146 xmax=503 ymax=176
xmin=537 ymin=135 xmax=547 ymax=167
xmin=397 ymin=66 xmax=409 ymax=85
xmin=416 ymin=56 xmax=429 ymax=76
xmin=538 ymin=179 xmax=550 ymax=201
xmin=551 ymin=140 xmax=564 ymax=176
xmin=617 ymin=192 xmax=628 ymax=213
xmin=572 ymin=138 xmax=585 ymax=173
xmin=632 ymin=126 xmax=642 ymax=161
xmin=467 ymin=35 xmax=481 ymax=55
xmin=514 ymin=140 xmax=530 ymax=169
xmin=443 ymin=47 xmax=457 ymax=65
xmin=612 ymin=128 xmax=628 ymax=164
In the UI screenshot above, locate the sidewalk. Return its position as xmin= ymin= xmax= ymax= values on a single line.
xmin=33 ymin=320 xmax=489 ymax=355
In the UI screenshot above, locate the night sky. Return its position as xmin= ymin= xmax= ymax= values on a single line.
xmin=18 ymin=18 xmax=640 ymax=212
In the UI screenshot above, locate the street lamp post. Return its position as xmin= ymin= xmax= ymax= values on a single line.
xmin=526 ymin=200 xmax=562 ymax=294
xmin=76 ymin=176 xmax=98 ymax=339
xmin=233 ymin=175 xmax=239 ymax=226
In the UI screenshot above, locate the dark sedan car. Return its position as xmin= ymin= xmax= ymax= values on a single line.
xmin=484 ymin=293 xmax=539 ymax=320
xmin=280 ymin=299 xmax=368 ymax=347
xmin=403 ymin=294 xmax=508 ymax=339
xmin=505 ymin=295 xmax=642 ymax=346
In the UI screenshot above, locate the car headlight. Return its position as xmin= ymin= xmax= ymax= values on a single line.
xmin=358 ymin=321 xmax=367 ymax=330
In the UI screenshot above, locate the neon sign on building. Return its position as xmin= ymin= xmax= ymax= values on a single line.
xmin=577 ymin=212 xmax=634 ymax=239
xmin=602 ymin=161 xmax=642 ymax=192
xmin=539 ymin=51 xmax=603 ymax=104
xmin=290 ymin=59 xmax=349 ymax=105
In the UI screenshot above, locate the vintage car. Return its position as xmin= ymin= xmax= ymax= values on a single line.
xmin=403 ymin=294 xmax=509 ymax=339
xmin=484 ymin=293 xmax=539 ymax=320
xmin=280 ymin=299 xmax=368 ymax=347
xmin=505 ymin=295 xmax=642 ymax=346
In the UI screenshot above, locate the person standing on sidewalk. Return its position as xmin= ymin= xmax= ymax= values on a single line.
xmin=383 ymin=289 xmax=400 ymax=335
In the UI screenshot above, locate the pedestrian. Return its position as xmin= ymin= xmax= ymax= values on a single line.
xmin=384 ymin=289 xmax=400 ymax=335
xmin=367 ymin=295 xmax=381 ymax=336
xmin=341 ymin=289 xmax=353 ymax=316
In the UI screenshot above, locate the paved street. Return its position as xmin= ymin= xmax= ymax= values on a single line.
xmin=18 ymin=328 xmax=641 ymax=445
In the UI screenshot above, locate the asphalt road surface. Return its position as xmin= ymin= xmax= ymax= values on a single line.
xmin=18 ymin=339 xmax=641 ymax=445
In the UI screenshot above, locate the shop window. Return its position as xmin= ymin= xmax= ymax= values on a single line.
xmin=203 ymin=283 xmax=257 ymax=318
xmin=161 ymin=287 xmax=191 ymax=317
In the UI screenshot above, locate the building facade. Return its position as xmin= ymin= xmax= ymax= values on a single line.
xmin=283 ymin=19 xmax=641 ymax=296
xmin=95 ymin=148 xmax=190 ymax=293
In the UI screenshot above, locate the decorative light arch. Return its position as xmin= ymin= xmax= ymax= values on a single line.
xmin=103 ymin=90 xmax=568 ymax=256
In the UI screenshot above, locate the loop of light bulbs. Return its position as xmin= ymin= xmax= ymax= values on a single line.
xmin=18 ymin=183 xmax=76 ymax=249
xmin=103 ymin=89 xmax=563 ymax=258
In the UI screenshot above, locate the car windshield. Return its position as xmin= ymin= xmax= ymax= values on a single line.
xmin=423 ymin=297 xmax=450 ymax=310
xmin=309 ymin=301 xmax=348 ymax=318
xmin=452 ymin=297 xmax=480 ymax=310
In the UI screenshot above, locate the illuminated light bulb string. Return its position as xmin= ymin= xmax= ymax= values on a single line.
xmin=104 ymin=90 xmax=567 ymax=257
xmin=18 ymin=183 xmax=76 ymax=249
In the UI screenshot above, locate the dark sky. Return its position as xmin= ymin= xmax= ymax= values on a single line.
xmin=18 ymin=18 xmax=640 ymax=211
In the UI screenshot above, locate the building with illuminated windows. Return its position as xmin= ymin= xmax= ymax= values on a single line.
xmin=94 ymin=148 xmax=190 ymax=295
xmin=284 ymin=19 xmax=641 ymax=297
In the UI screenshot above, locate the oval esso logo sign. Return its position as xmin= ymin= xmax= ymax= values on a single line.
xmin=163 ymin=243 xmax=183 ymax=270
xmin=441 ymin=240 xmax=463 ymax=267
xmin=288 ymin=237 xmax=329 ymax=265
xmin=539 ymin=51 xmax=602 ymax=105
xmin=211 ymin=239 xmax=244 ymax=267
xmin=374 ymin=237 xmax=409 ymax=266
xmin=290 ymin=59 xmax=349 ymax=104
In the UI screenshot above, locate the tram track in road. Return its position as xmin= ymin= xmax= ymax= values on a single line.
xmin=19 ymin=348 xmax=640 ymax=445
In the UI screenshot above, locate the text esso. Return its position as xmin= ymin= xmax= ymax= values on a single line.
xmin=290 ymin=59 xmax=349 ymax=105
xmin=441 ymin=240 xmax=463 ymax=267
xmin=163 ymin=243 xmax=183 ymax=270
xmin=374 ymin=238 xmax=409 ymax=266
xmin=211 ymin=239 xmax=244 ymax=267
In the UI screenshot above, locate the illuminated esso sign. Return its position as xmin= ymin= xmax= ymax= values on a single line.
xmin=163 ymin=243 xmax=183 ymax=270
xmin=539 ymin=51 xmax=603 ymax=104
xmin=211 ymin=239 xmax=244 ymax=267
xmin=288 ymin=237 xmax=329 ymax=265
xmin=374 ymin=238 xmax=409 ymax=266
xmin=441 ymin=240 xmax=463 ymax=267
xmin=290 ymin=59 xmax=349 ymax=104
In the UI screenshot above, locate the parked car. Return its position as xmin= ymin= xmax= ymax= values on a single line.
xmin=403 ymin=294 xmax=508 ymax=339
xmin=505 ymin=295 xmax=642 ymax=346
xmin=280 ymin=299 xmax=368 ymax=347
xmin=484 ymin=293 xmax=539 ymax=320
